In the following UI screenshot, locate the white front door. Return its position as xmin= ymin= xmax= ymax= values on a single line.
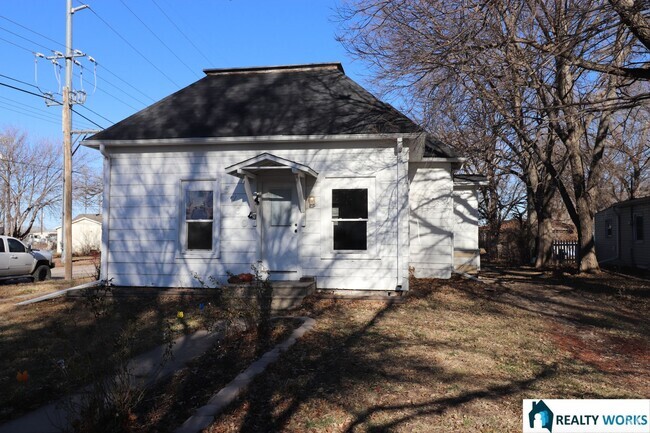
xmin=261 ymin=182 xmax=299 ymax=278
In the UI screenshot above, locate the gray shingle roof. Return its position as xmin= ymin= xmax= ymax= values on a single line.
xmin=424 ymin=136 xmax=459 ymax=158
xmin=88 ymin=63 xmax=421 ymax=141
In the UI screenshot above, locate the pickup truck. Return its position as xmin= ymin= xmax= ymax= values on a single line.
xmin=0 ymin=235 xmax=55 ymax=282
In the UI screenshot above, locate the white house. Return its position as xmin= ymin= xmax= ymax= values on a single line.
xmin=56 ymin=214 xmax=102 ymax=255
xmin=83 ymin=63 xmax=484 ymax=291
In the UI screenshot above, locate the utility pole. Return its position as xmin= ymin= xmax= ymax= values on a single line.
xmin=35 ymin=2 xmax=97 ymax=279
xmin=62 ymin=0 xmax=89 ymax=280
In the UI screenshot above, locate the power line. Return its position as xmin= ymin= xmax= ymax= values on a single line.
xmin=99 ymin=65 xmax=157 ymax=103
xmin=86 ymin=5 xmax=182 ymax=88
xmin=0 ymin=102 xmax=61 ymax=126
xmin=0 ymin=95 xmax=62 ymax=121
xmin=0 ymin=81 xmax=58 ymax=103
xmin=0 ymin=81 xmax=104 ymax=129
xmin=0 ymin=15 xmax=65 ymax=49
xmin=0 ymin=34 xmax=35 ymax=53
xmin=0 ymin=73 xmax=39 ymax=89
xmin=76 ymin=104 xmax=114 ymax=125
xmin=0 ymin=24 xmax=53 ymax=53
xmin=118 ymin=0 xmax=200 ymax=78
xmin=150 ymin=0 xmax=213 ymax=66
xmin=74 ymin=71 xmax=147 ymax=110
xmin=0 ymin=16 xmax=150 ymax=109
xmin=2 ymin=71 xmax=118 ymax=126
xmin=71 ymin=107 xmax=104 ymax=129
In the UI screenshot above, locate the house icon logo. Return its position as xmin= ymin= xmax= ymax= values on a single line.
xmin=529 ymin=400 xmax=554 ymax=432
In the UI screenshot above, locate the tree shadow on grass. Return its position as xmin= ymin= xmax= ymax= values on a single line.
xmin=224 ymin=295 xmax=557 ymax=432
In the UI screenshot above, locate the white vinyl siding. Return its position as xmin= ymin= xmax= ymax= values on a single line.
xmin=408 ymin=163 xmax=454 ymax=278
xmin=103 ymin=143 xmax=411 ymax=290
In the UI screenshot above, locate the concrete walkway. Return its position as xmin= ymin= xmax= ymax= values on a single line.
xmin=0 ymin=327 xmax=229 ymax=433
xmin=0 ymin=316 xmax=316 ymax=433
xmin=175 ymin=317 xmax=316 ymax=433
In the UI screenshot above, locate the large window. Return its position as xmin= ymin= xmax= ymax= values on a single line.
xmin=332 ymin=189 xmax=368 ymax=250
xmin=180 ymin=180 xmax=219 ymax=256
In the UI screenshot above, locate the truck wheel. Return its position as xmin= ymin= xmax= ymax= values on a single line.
xmin=33 ymin=265 xmax=51 ymax=282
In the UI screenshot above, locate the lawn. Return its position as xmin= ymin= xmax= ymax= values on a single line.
xmin=202 ymin=268 xmax=649 ymax=433
xmin=1 ymin=268 xmax=648 ymax=432
xmin=0 ymin=278 xmax=219 ymax=424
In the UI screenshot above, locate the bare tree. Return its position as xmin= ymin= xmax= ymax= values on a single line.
xmin=338 ymin=0 xmax=643 ymax=272
xmin=0 ymin=128 xmax=62 ymax=238
xmin=73 ymin=164 xmax=103 ymax=214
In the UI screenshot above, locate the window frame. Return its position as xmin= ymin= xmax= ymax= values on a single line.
xmin=8 ymin=238 xmax=26 ymax=253
xmin=605 ymin=219 xmax=613 ymax=238
xmin=633 ymin=213 xmax=644 ymax=242
xmin=320 ymin=177 xmax=376 ymax=259
xmin=177 ymin=179 xmax=220 ymax=259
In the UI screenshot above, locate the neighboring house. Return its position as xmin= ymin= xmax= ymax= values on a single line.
xmin=25 ymin=231 xmax=57 ymax=250
xmin=595 ymin=196 xmax=650 ymax=269
xmin=83 ymin=63 xmax=485 ymax=291
xmin=56 ymin=214 xmax=102 ymax=255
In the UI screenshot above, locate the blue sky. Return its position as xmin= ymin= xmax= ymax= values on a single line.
xmin=1 ymin=0 xmax=368 ymax=143
xmin=0 ymin=0 xmax=375 ymax=228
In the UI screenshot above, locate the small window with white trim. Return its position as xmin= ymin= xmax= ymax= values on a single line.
xmin=321 ymin=176 xmax=376 ymax=258
xmin=179 ymin=180 xmax=219 ymax=256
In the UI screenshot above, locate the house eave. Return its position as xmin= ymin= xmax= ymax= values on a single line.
xmin=83 ymin=133 xmax=422 ymax=149
xmin=411 ymin=157 xmax=467 ymax=164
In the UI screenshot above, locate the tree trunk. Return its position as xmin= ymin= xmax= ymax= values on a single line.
xmin=535 ymin=212 xmax=554 ymax=268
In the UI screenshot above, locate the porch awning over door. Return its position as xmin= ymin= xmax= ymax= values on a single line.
xmin=225 ymin=152 xmax=318 ymax=222
xmin=224 ymin=152 xmax=318 ymax=179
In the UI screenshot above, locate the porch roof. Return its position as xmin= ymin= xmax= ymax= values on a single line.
xmin=224 ymin=152 xmax=318 ymax=178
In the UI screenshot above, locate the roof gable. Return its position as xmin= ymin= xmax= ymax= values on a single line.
xmin=88 ymin=63 xmax=421 ymax=142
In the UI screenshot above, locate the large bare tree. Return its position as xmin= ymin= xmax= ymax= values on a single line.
xmin=0 ymin=128 xmax=62 ymax=238
xmin=338 ymin=0 xmax=642 ymax=272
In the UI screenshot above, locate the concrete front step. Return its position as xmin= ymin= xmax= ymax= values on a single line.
xmin=65 ymin=280 xmax=317 ymax=312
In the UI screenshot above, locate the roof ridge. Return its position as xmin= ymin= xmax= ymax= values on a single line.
xmin=203 ymin=62 xmax=343 ymax=75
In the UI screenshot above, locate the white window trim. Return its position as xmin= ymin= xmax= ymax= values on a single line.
xmin=320 ymin=176 xmax=376 ymax=259
xmin=177 ymin=179 xmax=221 ymax=259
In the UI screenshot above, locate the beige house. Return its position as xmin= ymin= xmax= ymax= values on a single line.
xmin=56 ymin=214 xmax=102 ymax=255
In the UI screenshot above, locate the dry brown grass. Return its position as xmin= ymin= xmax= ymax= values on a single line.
xmin=203 ymin=269 xmax=649 ymax=433
xmin=0 ymin=280 xmax=216 ymax=423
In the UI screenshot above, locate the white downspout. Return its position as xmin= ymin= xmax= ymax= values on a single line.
xmin=396 ymin=137 xmax=403 ymax=290
xmin=99 ymin=144 xmax=110 ymax=281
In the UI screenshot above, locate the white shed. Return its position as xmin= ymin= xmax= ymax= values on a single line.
xmin=83 ymin=63 xmax=484 ymax=291
xmin=56 ymin=214 xmax=102 ymax=255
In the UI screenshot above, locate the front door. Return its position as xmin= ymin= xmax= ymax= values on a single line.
xmin=261 ymin=182 xmax=299 ymax=278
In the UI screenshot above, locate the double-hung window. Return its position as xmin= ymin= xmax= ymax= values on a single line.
xmin=179 ymin=180 xmax=219 ymax=257
xmin=332 ymin=189 xmax=368 ymax=250
xmin=321 ymin=177 xmax=375 ymax=258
